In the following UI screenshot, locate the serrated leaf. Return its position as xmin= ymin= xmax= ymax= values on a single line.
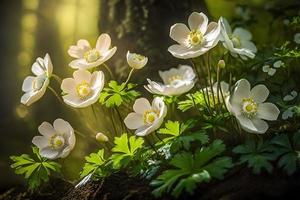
xmin=99 ymin=81 xmax=140 ymax=108
xmin=10 ymin=147 xmax=61 ymax=190
xmin=233 ymin=139 xmax=276 ymax=174
xmin=271 ymin=132 xmax=300 ymax=175
xmin=110 ymin=133 xmax=144 ymax=169
xmin=151 ymin=140 xmax=232 ymax=198
xmin=81 ymin=149 xmax=106 ymax=178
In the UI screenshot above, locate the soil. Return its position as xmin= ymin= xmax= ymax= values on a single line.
xmin=1 ymin=169 xmax=300 ymax=200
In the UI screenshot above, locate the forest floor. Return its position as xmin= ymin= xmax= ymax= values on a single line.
xmin=1 ymin=168 xmax=300 ymax=200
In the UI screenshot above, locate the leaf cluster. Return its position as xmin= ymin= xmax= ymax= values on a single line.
xmin=151 ymin=140 xmax=233 ymax=198
xmin=10 ymin=147 xmax=61 ymax=190
xmin=99 ymin=81 xmax=140 ymax=107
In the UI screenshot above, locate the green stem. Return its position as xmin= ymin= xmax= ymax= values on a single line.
xmin=115 ymin=107 xmax=129 ymax=133
xmin=74 ymin=129 xmax=86 ymax=138
xmin=205 ymin=53 xmax=216 ymax=109
xmin=124 ymin=68 xmax=134 ymax=85
xmin=102 ymin=63 xmax=115 ymax=79
xmin=51 ymin=74 xmax=62 ymax=85
xmin=190 ymin=59 xmax=212 ymax=115
xmin=48 ymin=86 xmax=64 ymax=104
xmin=216 ymin=66 xmax=222 ymax=114
xmin=110 ymin=108 xmax=118 ymax=136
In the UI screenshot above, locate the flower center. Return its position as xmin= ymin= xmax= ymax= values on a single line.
xmin=231 ymin=35 xmax=242 ymax=48
xmin=76 ymin=81 xmax=91 ymax=99
xmin=241 ymin=98 xmax=258 ymax=118
xmin=143 ymin=110 xmax=159 ymax=125
xmin=32 ymin=74 xmax=47 ymax=91
xmin=168 ymin=75 xmax=183 ymax=85
xmin=188 ymin=30 xmax=203 ymax=46
xmin=84 ymin=49 xmax=101 ymax=63
xmin=132 ymin=53 xmax=145 ymax=62
xmin=49 ymin=135 xmax=65 ymax=149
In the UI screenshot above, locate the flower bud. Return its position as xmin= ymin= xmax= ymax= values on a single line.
xmin=95 ymin=132 xmax=108 ymax=142
xmin=218 ymin=60 xmax=226 ymax=69
xmin=126 ymin=51 xmax=148 ymax=69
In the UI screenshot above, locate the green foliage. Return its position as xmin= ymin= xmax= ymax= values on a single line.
xmin=158 ymin=121 xmax=181 ymax=142
xmin=99 ymin=81 xmax=140 ymax=107
xmin=158 ymin=120 xmax=208 ymax=152
xmin=178 ymin=91 xmax=205 ymax=112
xmin=111 ymin=133 xmax=144 ymax=169
xmin=274 ymin=41 xmax=300 ymax=58
xmin=151 ymin=140 xmax=233 ymax=198
xmin=81 ymin=149 xmax=106 ymax=178
xmin=10 ymin=147 xmax=61 ymax=190
xmin=201 ymin=113 xmax=230 ymax=132
xmin=233 ymin=139 xmax=276 ymax=174
xmin=271 ymin=132 xmax=300 ymax=175
xmin=170 ymin=130 xmax=209 ymax=152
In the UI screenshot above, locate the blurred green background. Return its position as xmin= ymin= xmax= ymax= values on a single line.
xmin=0 ymin=0 xmax=298 ymax=191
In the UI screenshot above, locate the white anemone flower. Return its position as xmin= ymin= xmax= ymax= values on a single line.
xmin=220 ymin=17 xmax=257 ymax=60
xmin=68 ymin=33 xmax=117 ymax=70
xmin=126 ymin=51 xmax=148 ymax=69
xmin=21 ymin=54 xmax=53 ymax=106
xmin=145 ymin=65 xmax=196 ymax=96
xmin=61 ymin=69 xmax=105 ymax=108
xmin=203 ymin=81 xmax=229 ymax=106
xmin=168 ymin=12 xmax=221 ymax=59
xmin=227 ymin=79 xmax=280 ymax=134
xmin=124 ymin=97 xmax=167 ymax=136
xmin=32 ymin=118 xmax=76 ymax=160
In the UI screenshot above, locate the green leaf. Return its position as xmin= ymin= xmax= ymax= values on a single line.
xmin=99 ymin=81 xmax=140 ymax=108
xmin=171 ymin=130 xmax=209 ymax=152
xmin=178 ymin=92 xmax=205 ymax=112
xmin=151 ymin=140 xmax=232 ymax=198
xmin=271 ymin=132 xmax=300 ymax=175
xmin=10 ymin=147 xmax=61 ymax=190
xmin=81 ymin=149 xmax=106 ymax=178
xmin=110 ymin=133 xmax=144 ymax=169
xmin=233 ymin=139 xmax=276 ymax=174
xmin=158 ymin=121 xmax=180 ymax=140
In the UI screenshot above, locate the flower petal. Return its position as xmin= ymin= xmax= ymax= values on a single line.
xmin=133 ymin=98 xmax=152 ymax=114
xmin=232 ymin=79 xmax=251 ymax=103
xmin=32 ymin=136 xmax=48 ymax=149
xmin=31 ymin=61 xmax=44 ymax=76
xmin=241 ymin=40 xmax=257 ymax=53
xmin=124 ymin=113 xmax=144 ymax=129
xmin=250 ymin=84 xmax=269 ymax=103
xmin=203 ymin=22 xmax=220 ymax=47
xmin=169 ymin=23 xmax=189 ymax=45
xmin=38 ymin=121 xmax=55 ymax=138
xmin=237 ymin=115 xmax=269 ymax=134
xmin=257 ymin=102 xmax=280 ymax=121
xmin=251 ymin=118 xmax=269 ymax=134
xmin=96 ymin=33 xmax=111 ymax=54
xmin=188 ymin=12 xmax=208 ymax=34
xmin=73 ymin=69 xmax=91 ymax=83
xmin=90 ymin=71 xmax=105 ymax=91
xmin=233 ymin=28 xmax=252 ymax=40
xmin=40 ymin=147 xmax=59 ymax=160
xmin=44 ymin=53 xmax=53 ymax=76
xmin=53 ymin=118 xmax=71 ymax=134
xmin=22 ymin=76 xmax=35 ymax=92
xmin=135 ymin=125 xmax=152 ymax=136
xmin=61 ymin=78 xmax=76 ymax=94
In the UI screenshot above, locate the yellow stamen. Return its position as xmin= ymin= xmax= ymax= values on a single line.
xmin=76 ymin=81 xmax=91 ymax=99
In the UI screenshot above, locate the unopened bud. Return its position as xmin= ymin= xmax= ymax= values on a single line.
xmin=218 ymin=60 xmax=226 ymax=69
xmin=96 ymin=132 xmax=109 ymax=142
